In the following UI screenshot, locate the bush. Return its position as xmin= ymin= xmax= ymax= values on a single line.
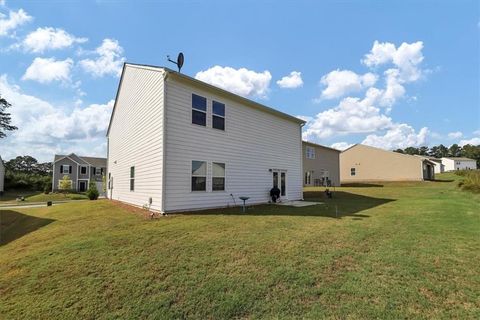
xmin=458 ymin=170 xmax=480 ymax=193
xmin=86 ymin=181 xmax=99 ymax=200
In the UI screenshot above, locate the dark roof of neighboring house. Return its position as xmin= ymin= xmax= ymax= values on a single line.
xmin=54 ymin=154 xmax=106 ymax=167
xmin=443 ymin=157 xmax=475 ymax=161
xmin=302 ymin=141 xmax=341 ymax=153
xmin=107 ymin=62 xmax=306 ymax=136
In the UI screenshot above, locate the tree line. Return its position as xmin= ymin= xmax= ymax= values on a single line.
xmin=4 ymin=156 xmax=52 ymax=191
xmin=393 ymin=144 xmax=480 ymax=167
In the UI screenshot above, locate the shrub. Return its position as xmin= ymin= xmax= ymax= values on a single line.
xmin=86 ymin=181 xmax=99 ymax=200
xmin=458 ymin=170 xmax=480 ymax=193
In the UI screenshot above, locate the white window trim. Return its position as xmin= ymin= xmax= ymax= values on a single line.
xmin=58 ymin=179 xmax=73 ymax=190
xmin=192 ymin=93 xmax=207 ymax=127
xmin=191 ymin=160 xmax=207 ymax=192
xmin=80 ymin=166 xmax=87 ymax=175
xmin=212 ymin=162 xmax=226 ymax=192
xmin=306 ymin=146 xmax=316 ymax=159
xmin=212 ymin=101 xmax=226 ymax=131
xmin=62 ymin=165 xmax=70 ymax=173
xmin=130 ymin=166 xmax=135 ymax=192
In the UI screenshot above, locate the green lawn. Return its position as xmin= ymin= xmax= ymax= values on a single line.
xmin=0 ymin=191 xmax=88 ymax=204
xmin=0 ymin=173 xmax=479 ymax=319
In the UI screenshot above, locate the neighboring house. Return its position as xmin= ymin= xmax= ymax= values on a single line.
xmin=441 ymin=157 xmax=477 ymax=171
xmin=340 ymin=144 xmax=436 ymax=182
xmin=302 ymin=141 xmax=340 ymax=187
xmin=107 ymin=63 xmax=305 ymax=213
xmin=0 ymin=155 xmax=4 ymax=194
xmin=52 ymin=153 xmax=107 ymax=193
xmin=415 ymin=156 xmax=444 ymax=174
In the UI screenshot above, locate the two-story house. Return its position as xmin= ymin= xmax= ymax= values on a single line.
xmin=302 ymin=141 xmax=341 ymax=187
xmin=106 ymin=63 xmax=305 ymax=213
xmin=52 ymin=153 xmax=107 ymax=193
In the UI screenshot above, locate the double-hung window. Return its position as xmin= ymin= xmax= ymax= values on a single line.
xmin=212 ymin=162 xmax=225 ymax=191
xmin=191 ymin=161 xmax=206 ymax=191
xmin=212 ymin=101 xmax=225 ymax=130
xmin=192 ymin=94 xmax=207 ymax=126
xmin=61 ymin=165 xmax=70 ymax=174
xmin=80 ymin=166 xmax=87 ymax=174
xmin=130 ymin=166 xmax=135 ymax=191
xmin=350 ymin=168 xmax=356 ymax=176
xmin=306 ymin=146 xmax=315 ymax=159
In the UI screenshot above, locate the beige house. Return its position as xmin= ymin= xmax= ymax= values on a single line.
xmin=340 ymin=144 xmax=435 ymax=182
xmin=303 ymin=141 xmax=340 ymax=187
xmin=0 ymin=155 xmax=4 ymax=194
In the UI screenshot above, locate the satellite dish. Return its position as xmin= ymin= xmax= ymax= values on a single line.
xmin=177 ymin=53 xmax=184 ymax=71
xmin=167 ymin=52 xmax=184 ymax=73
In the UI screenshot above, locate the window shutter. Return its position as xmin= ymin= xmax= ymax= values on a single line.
xmin=60 ymin=165 xmax=63 ymax=174
xmin=101 ymin=168 xmax=104 ymax=175
xmin=69 ymin=165 xmax=72 ymax=174
xmin=93 ymin=167 xmax=96 ymax=175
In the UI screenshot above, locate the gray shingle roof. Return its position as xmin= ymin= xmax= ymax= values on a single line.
xmin=54 ymin=153 xmax=106 ymax=167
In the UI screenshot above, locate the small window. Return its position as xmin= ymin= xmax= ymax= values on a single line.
xmin=350 ymin=168 xmax=356 ymax=176
xmin=192 ymin=94 xmax=207 ymax=126
xmin=130 ymin=166 xmax=135 ymax=191
xmin=61 ymin=165 xmax=70 ymax=174
xmin=192 ymin=161 xmax=206 ymax=191
xmin=306 ymin=146 xmax=315 ymax=159
xmin=212 ymin=162 xmax=225 ymax=191
xmin=80 ymin=166 xmax=87 ymax=174
xmin=212 ymin=101 xmax=225 ymax=130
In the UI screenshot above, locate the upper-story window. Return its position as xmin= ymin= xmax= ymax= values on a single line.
xmin=192 ymin=94 xmax=207 ymax=126
xmin=306 ymin=146 xmax=316 ymax=159
xmin=61 ymin=165 xmax=71 ymax=174
xmin=80 ymin=166 xmax=87 ymax=174
xmin=212 ymin=101 xmax=225 ymax=131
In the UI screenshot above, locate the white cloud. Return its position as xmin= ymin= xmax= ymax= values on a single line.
xmin=447 ymin=131 xmax=463 ymax=139
xmin=0 ymin=1 xmax=6 ymax=7
xmin=330 ymin=142 xmax=353 ymax=151
xmin=459 ymin=137 xmax=480 ymax=146
xmin=362 ymin=40 xmax=424 ymax=82
xmin=319 ymin=69 xmax=378 ymax=100
xmin=0 ymin=75 xmax=112 ymax=161
xmin=195 ymin=65 xmax=272 ymax=98
xmin=362 ymin=124 xmax=429 ymax=150
xmin=22 ymin=57 xmax=73 ymax=83
xmin=18 ymin=27 xmax=87 ymax=53
xmin=79 ymin=38 xmax=125 ymax=77
xmin=276 ymin=71 xmax=303 ymax=89
xmin=303 ymin=95 xmax=393 ymax=141
xmin=0 ymin=8 xmax=32 ymax=37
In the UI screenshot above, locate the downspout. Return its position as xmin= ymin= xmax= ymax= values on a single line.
xmin=161 ymin=71 xmax=168 ymax=214
xmin=300 ymin=122 xmax=306 ymax=200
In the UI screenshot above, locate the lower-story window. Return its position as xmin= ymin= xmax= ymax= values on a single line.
xmin=192 ymin=161 xmax=207 ymax=191
xmin=130 ymin=166 xmax=135 ymax=191
xmin=212 ymin=162 xmax=225 ymax=191
xmin=350 ymin=168 xmax=356 ymax=176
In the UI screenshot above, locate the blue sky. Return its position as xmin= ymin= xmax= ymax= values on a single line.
xmin=0 ymin=0 xmax=478 ymax=161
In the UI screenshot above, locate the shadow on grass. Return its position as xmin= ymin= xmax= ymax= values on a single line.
xmin=180 ymin=191 xmax=395 ymax=220
xmin=340 ymin=183 xmax=384 ymax=187
xmin=0 ymin=210 xmax=55 ymax=246
xmin=432 ymin=179 xmax=454 ymax=183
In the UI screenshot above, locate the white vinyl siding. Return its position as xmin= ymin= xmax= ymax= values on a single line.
xmin=164 ymin=77 xmax=303 ymax=212
xmin=107 ymin=65 xmax=165 ymax=211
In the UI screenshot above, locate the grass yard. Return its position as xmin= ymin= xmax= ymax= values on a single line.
xmin=0 ymin=191 xmax=88 ymax=204
xmin=0 ymin=172 xmax=479 ymax=319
